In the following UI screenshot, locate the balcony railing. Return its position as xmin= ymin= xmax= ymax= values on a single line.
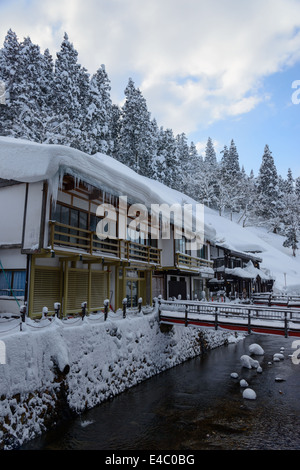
xmin=49 ymin=221 xmax=161 ymax=265
xmin=175 ymin=252 xmax=213 ymax=270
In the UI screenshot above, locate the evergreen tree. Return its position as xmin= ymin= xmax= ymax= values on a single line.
xmin=0 ymin=29 xmax=22 ymax=136
xmin=110 ymin=103 xmax=122 ymax=160
xmin=81 ymin=65 xmax=113 ymax=155
xmin=175 ymin=132 xmax=190 ymax=193
xmin=119 ymin=78 xmax=154 ymax=177
xmin=152 ymin=125 xmax=167 ymax=183
xmin=199 ymin=137 xmax=220 ymax=208
xmin=53 ymin=33 xmax=85 ymax=148
xmin=254 ymin=145 xmax=280 ymax=231
xmin=283 ymin=225 xmax=299 ymax=256
xmin=157 ymin=128 xmax=178 ymax=189
xmin=281 ymin=168 xmax=300 ymax=256
xmin=295 ymin=176 xmax=300 ymax=198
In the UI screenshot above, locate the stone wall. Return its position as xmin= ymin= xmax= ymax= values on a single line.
xmin=0 ymin=310 xmax=240 ymax=449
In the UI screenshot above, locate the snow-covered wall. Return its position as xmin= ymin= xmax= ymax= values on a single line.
xmin=0 ymin=308 xmax=239 ymax=449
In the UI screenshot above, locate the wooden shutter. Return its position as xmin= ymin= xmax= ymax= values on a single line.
xmin=66 ymin=268 xmax=89 ymax=313
xmin=90 ymin=271 xmax=108 ymax=310
xmin=32 ymin=267 xmax=61 ymax=315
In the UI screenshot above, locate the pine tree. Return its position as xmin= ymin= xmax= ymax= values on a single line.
xmin=80 ymin=65 xmax=113 ymax=155
xmin=199 ymin=137 xmax=220 ymax=208
xmin=0 ymin=29 xmax=22 ymax=136
xmin=283 ymin=225 xmax=299 ymax=256
xmin=254 ymin=145 xmax=280 ymax=231
xmin=175 ymin=132 xmax=190 ymax=193
xmin=281 ymin=168 xmax=300 ymax=256
xmin=110 ymin=104 xmax=122 ymax=160
xmin=53 ymin=33 xmax=85 ymax=148
xmin=157 ymin=128 xmax=178 ymax=189
xmin=119 ymin=78 xmax=154 ymax=177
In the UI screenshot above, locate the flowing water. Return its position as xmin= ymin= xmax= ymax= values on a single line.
xmin=21 ymin=334 xmax=300 ymax=450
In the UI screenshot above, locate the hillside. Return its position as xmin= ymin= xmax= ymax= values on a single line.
xmin=204 ymin=207 xmax=300 ymax=294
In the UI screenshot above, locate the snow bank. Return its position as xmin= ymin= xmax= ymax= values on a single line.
xmin=0 ymin=309 xmax=240 ymax=449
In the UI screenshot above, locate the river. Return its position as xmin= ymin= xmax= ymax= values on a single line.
xmin=21 ymin=333 xmax=300 ymax=451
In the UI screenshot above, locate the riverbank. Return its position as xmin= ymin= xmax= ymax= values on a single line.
xmin=0 ymin=307 xmax=242 ymax=449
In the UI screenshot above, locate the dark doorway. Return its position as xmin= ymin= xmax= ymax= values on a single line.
xmin=168 ymin=280 xmax=187 ymax=299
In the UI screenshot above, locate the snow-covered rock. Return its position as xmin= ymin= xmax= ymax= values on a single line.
xmin=240 ymin=379 xmax=248 ymax=387
xmin=231 ymin=372 xmax=239 ymax=378
xmin=240 ymin=354 xmax=259 ymax=369
xmin=273 ymin=353 xmax=284 ymax=360
xmin=249 ymin=343 xmax=264 ymax=355
xmin=243 ymin=388 xmax=257 ymax=400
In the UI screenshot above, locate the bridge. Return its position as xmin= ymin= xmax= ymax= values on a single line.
xmin=158 ymin=299 xmax=300 ymax=338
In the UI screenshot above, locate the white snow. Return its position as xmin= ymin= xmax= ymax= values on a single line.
xmin=243 ymin=388 xmax=257 ymax=400
xmin=249 ymin=343 xmax=265 ymax=355
xmin=240 ymin=379 xmax=249 ymax=387
xmin=240 ymin=354 xmax=259 ymax=369
xmin=204 ymin=207 xmax=300 ymax=293
xmin=273 ymin=353 xmax=284 ymax=360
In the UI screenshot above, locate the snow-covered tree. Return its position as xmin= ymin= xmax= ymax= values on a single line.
xmin=254 ymin=144 xmax=281 ymax=232
xmin=0 ymin=29 xmax=22 ymax=136
xmin=175 ymin=132 xmax=190 ymax=193
xmin=81 ymin=65 xmax=113 ymax=155
xmin=52 ymin=33 xmax=85 ymax=148
xmin=118 ymin=78 xmax=154 ymax=177
xmin=198 ymin=137 xmax=220 ymax=208
xmin=280 ymin=168 xmax=300 ymax=256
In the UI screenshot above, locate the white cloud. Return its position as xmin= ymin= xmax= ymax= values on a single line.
xmin=1 ymin=0 xmax=300 ymax=135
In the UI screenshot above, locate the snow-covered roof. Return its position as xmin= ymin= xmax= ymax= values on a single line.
xmin=225 ymin=261 xmax=271 ymax=281
xmin=0 ymin=136 xmax=215 ymax=240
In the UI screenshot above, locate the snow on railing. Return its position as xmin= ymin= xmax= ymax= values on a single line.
xmin=0 ymin=298 xmax=153 ymax=336
xmin=157 ymin=297 xmax=300 ymax=338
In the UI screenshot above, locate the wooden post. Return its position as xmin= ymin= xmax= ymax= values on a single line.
xmin=63 ymin=260 xmax=69 ymax=317
xmin=284 ymin=311 xmax=288 ymax=338
xmin=215 ymin=306 xmax=218 ymax=330
xmin=158 ymin=297 xmax=161 ymax=321
xmin=122 ymin=297 xmax=127 ymax=318
xmin=81 ymin=301 xmax=87 ymax=320
xmin=248 ymin=309 xmax=251 ymax=334
xmin=185 ymin=305 xmax=188 ymax=327
xmin=104 ymin=299 xmax=109 ymax=321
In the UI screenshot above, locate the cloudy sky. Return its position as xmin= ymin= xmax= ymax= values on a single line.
xmin=1 ymin=0 xmax=300 ymax=176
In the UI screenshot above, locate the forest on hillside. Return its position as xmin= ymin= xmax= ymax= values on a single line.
xmin=0 ymin=29 xmax=299 ymax=255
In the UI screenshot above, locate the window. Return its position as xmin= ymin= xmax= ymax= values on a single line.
xmin=0 ymin=270 xmax=26 ymax=297
xmin=175 ymin=237 xmax=186 ymax=253
xmin=197 ymin=245 xmax=206 ymax=259
xmin=51 ymin=203 xmax=88 ymax=246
